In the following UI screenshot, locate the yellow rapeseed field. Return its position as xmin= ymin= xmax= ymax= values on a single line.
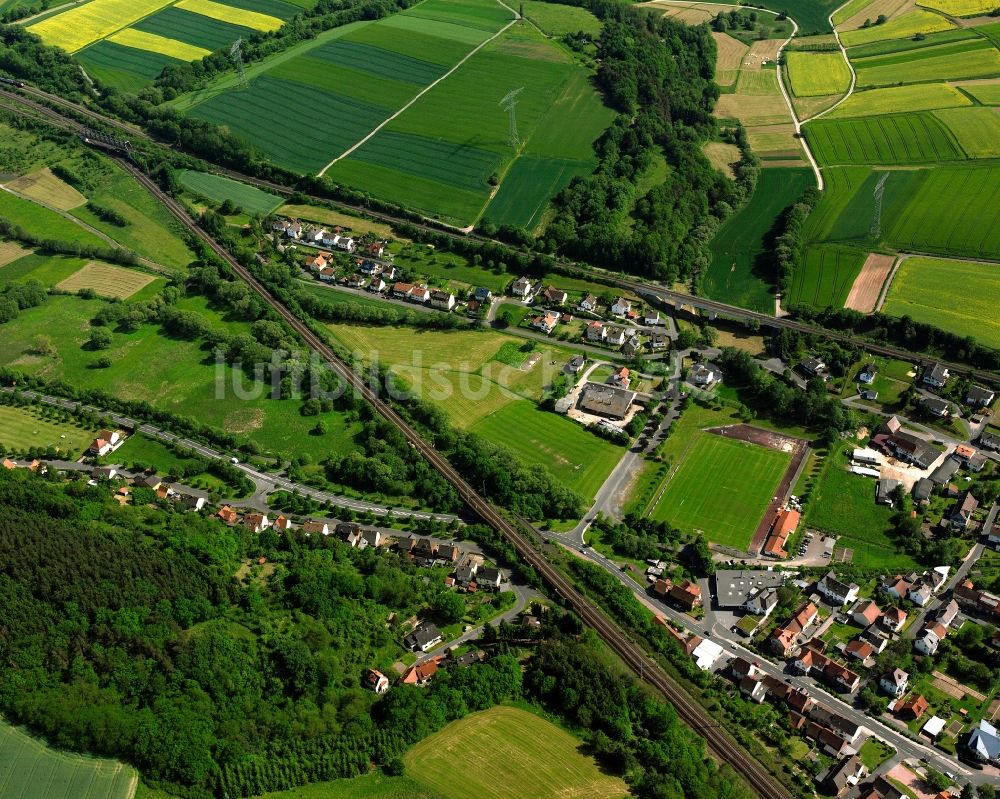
xmin=28 ymin=0 xmax=173 ymax=53
xmin=108 ymin=28 xmax=211 ymax=61
xmin=175 ymin=0 xmax=283 ymax=31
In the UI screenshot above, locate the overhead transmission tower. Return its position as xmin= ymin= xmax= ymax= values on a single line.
xmin=869 ymin=172 xmax=888 ymax=240
xmin=230 ymin=38 xmax=248 ymax=90
xmin=499 ymin=87 xmax=524 ymax=149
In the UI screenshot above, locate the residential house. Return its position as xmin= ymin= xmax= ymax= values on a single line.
xmin=567 ymin=355 xmax=585 ymax=374
xmin=361 ymin=529 xmax=381 ymax=550
xmin=217 ymin=505 xmax=239 ymax=525
xmin=965 ymin=719 xmax=1000 ymax=764
xmin=477 ymin=567 xmax=502 ymax=590
xmin=896 ymin=694 xmax=928 ymax=720
xmin=318 ymin=266 xmax=337 ymax=282
xmin=731 ymin=657 xmax=761 ymax=681
xmin=912 ymin=478 xmax=933 ymax=504
xmin=858 ymin=364 xmax=877 ymax=384
xmin=304 ymin=252 xmax=328 ymax=271
xmin=921 ymin=396 xmax=953 ymax=417
xmin=883 ymin=575 xmax=912 ymax=601
xmin=922 ymin=362 xmax=950 ymax=388
xmin=302 ymin=520 xmax=330 ymax=536
xmin=935 ymin=598 xmax=959 ymax=628
xmin=578 ymin=293 xmax=597 ymax=312
xmin=643 ymin=310 xmax=662 ymax=326
xmin=845 ymin=640 xmax=874 ymax=661
xmin=823 ymin=661 xmax=861 ymax=693
xmin=611 ymin=366 xmax=630 ymax=388
xmin=621 ymin=337 xmax=640 ymax=359
xmin=966 ymin=384 xmax=995 ymax=407
xmin=954 ymin=443 xmax=977 ymax=462
xmin=455 ymin=558 xmax=478 ymax=585
xmin=510 ymin=276 xmax=534 ymax=298
xmin=91 ymin=466 xmax=117 ymax=481
xmin=367 ymin=276 xmax=386 ymax=293
xmin=610 ymin=298 xmax=631 ymax=317
xmin=604 ymin=327 xmax=626 ymax=347
xmin=400 ymin=658 xmax=440 ymax=686
xmin=668 ymin=580 xmax=702 ymax=611
xmin=392 ymin=281 xmax=414 ymax=299
xmin=800 ymin=357 xmax=827 ymax=378
xmin=345 ymin=274 xmax=367 ymax=289
xmin=930 ymin=457 xmax=960 ymax=485
xmin=437 ymin=544 xmax=460 ymax=563
xmin=689 ymin=362 xmax=722 ymax=387
xmin=181 ymin=493 xmax=207 ymax=512
xmin=335 ymin=236 xmax=355 ymax=252
xmin=337 ymin=522 xmax=363 ymax=546
xmin=979 ymin=430 xmax=1000 ymax=452
xmin=876 ymin=478 xmax=900 ymax=506
xmin=948 ymin=491 xmax=978 ymax=529
xmin=884 ymin=431 xmax=937 ymax=469
xmin=852 ymin=600 xmax=882 ymax=628
xmin=586 ymin=321 xmax=606 ymax=342
xmin=404 ymin=623 xmax=443 ymax=653
xmin=407 ymin=285 xmax=430 ymax=303
xmin=770 ymin=602 xmax=818 ymax=656
xmin=744 ymin=587 xmax=779 ymax=617
xmin=533 ymin=311 xmax=559 ymax=334
xmin=914 ymin=623 xmax=946 ymax=656
xmin=880 ymin=668 xmax=909 ymax=697
xmin=907 ymin=581 xmax=933 ymax=607
xmin=739 ymin=675 xmax=768 ymax=703
xmin=954 ymin=579 xmax=1000 ymax=622
xmin=273 ymin=515 xmax=292 ymax=532
xmin=413 ymin=538 xmax=438 ymax=560
xmin=321 ymin=231 xmax=341 ymax=248
xmin=363 ymin=669 xmax=390 ymax=694
xmin=817 ymin=571 xmax=859 ymax=606
xmin=473 ymin=287 xmax=493 ymax=304
xmin=649 ymin=331 xmax=669 ymax=350
xmin=244 ymin=513 xmax=270 ymax=534
xmin=882 ymin=605 xmax=907 ymax=633
xmin=366 ymin=241 xmax=385 ymax=258
xmin=90 ymin=436 xmax=113 ymax=456
xmin=821 ymin=755 xmax=867 ymax=797
xmin=540 ymin=286 xmax=568 ymax=305
xmin=430 ymin=290 xmax=456 ymax=311
xmin=1 ymin=459 xmax=15 ymax=469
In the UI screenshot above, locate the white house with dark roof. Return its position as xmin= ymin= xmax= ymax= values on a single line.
xmin=880 ymin=668 xmax=908 ymax=697
xmin=922 ymin=362 xmax=950 ymax=388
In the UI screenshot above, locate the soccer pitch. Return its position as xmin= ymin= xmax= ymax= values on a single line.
xmin=649 ymin=433 xmax=791 ymax=549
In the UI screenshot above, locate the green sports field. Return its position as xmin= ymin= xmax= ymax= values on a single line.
xmin=648 ymin=431 xmax=791 ymax=550
xmin=882 ymin=256 xmax=1000 ymax=350
xmin=178 ymin=170 xmax=284 ymax=214
xmin=704 ymin=167 xmax=815 ymax=312
xmin=404 ymin=706 xmax=628 ymax=799
xmin=0 ymin=717 xmax=137 ymax=799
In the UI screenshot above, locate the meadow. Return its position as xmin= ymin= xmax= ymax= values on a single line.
xmin=648 ymin=431 xmax=790 ymax=550
xmin=840 ymin=10 xmax=955 ymax=47
xmin=404 ymin=706 xmax=628 ymax=799
xmin=803 ymin=446 xmax=918 ymax=570
xmin=882 ymin=256 xmax=1000 ymax=349
xmin=803 ymin=113 xmax=964 ymax=165
xmin=5 ymin=167 xmax=85 ymax=211
xmin=752 ymin=0 xmax=840 ymax=34
xmin=520 ymin=0 xmax=601 ymax=36
xmin=786 ymin=51 xmax=852 ymax=96
xmin=932 ymin=107 xmax=1000 ymax=158
xmin=0 ymin=404 xmax=98 ymax=456
xmin=55 ymin=262 xmax=157 ymax=299
xmin=704 ymin=167 xmax=815 ymax=312
xmin=178 ymin=170 xmax=284 ymax=214
xmin=0 ymin=252 xmax=101 ymax=287
xmin=470 ymin=401 xmax=623 ymax=504
xmin=0 ymin=717 xmax=137 ymax=799
xmin=0 ymin=192 xmax=105 ymax=248
xmin=0 ymin=295 xmax=361 ymax=462
xmin=786 ymin=244 xmax=865 ymax=309
xmin=825 ymin=83 xmax=972 ymax=119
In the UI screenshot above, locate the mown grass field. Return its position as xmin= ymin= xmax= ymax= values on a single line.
xmin=0 ymin=192 xmax=105 ymax=248
xmin=520 ymin=0 xmax=601 ymax=36
xmin=882 ymin=256 xmax=1000 ymax=349
xmin=804 ymin=446 xmax=918 ymax=570
xmin=0 ymin=404 xmax=98 ymax=456
xmin=178 ymin=170 xmax=284 ymax=214
xmin=470 ymin=401 xmax=623 ymax=505
xmin=5 ymin=167 xmax=86 ymax=211
xmin=0 ymin=295 xmax=359 ymax=461
xmin=786 ymin=244 xmax=865 ymax=309
xmin=0 ymin=717 xmax=137 ymax=799
xmin=404 ymin=706 xmax=628 ymax=799
xmin=56 ymin=262 xmax=157 ymax=299
xmin=804 ymin=112 xmax=964 ymax=165
xmin=0 ymin=252 xmax=99 ymax=287
xmin=786 ymin=51 xmax=852 ymax=96
xmin=825 ymin=83 xmax=972 ymax=119
xmin=704 ymin=167 xmax=815 ymax=312
xmin=648 ymin=430 xmax=790 ymax=550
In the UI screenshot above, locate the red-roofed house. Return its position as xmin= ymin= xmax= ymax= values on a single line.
xmin=669 ymin=580 xmax=702 ymax=611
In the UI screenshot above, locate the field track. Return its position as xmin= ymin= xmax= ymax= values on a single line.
xmin=1 ymin=85 xmax=997 ymax=385
xmin=844 ymin=252 xmax=896 ymax=311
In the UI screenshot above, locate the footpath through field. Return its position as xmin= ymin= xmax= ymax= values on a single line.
xmin=318 ymin=2 xmax=518 ymax=176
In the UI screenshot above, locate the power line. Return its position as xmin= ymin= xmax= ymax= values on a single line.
xmin=499 ymin=87 xmax=524 ymax=149
xmin=870 ymin=172 xmax=888 ymax=241
xmin=230 ymin=39 xmax=248 ymax=90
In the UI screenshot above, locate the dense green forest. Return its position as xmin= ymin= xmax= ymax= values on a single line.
xmin=0 ymin=468 xmax=754 ymax=798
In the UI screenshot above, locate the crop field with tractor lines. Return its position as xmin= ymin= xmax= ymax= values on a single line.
xmin=804 ymin=112 xmax=965 ymax=165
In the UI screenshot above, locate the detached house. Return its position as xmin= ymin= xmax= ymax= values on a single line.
xmin=689 ymin=362 xmax=722 ymax=387
xmin=817 ymin=571 xmax=859 ymax=606
xmin=668 ymin=580 xmax=702 ymax=611
xmin=217 ymin=505 xmax=239 ymax=525
xmin=610 ymin=298 xmax=631 ymax=317
xmin=540 ymin=286 xmax=568 ymax=305
xmin=578 ymin=294 xmax=597 ymax=312
xmin=430 ymin=290 xmax=456 ymax=311
xmin=605 ymin=327 xmax=626 ymax=346
xmin=586 ymin=321 xmax=606 ymax=341
xmin=966 ymin=384 xmax=995 ymax=407
xmin=532 ymin=311 xmax=559 ymax=334
xmin=852 ymin=600 xmax=882 ymax=628
xmin=244 ymin=513 xmax=270 ymax=534
xmin=914 ymin=623 xmax=947 ymax=656
xmin=510 ymin=276 xmax=534 ymax=298
xmin=880 ymin=668 xmax=909 ymax=697
xmin=948 ymin=491 xmax=978 ymax=529
xmin=882 ymin=606 xmax=907 ymax=633
xmin=922 ymin=362 xmax=950 ymax=388
xmin=404 ymin=622 xmax=443 ymax=653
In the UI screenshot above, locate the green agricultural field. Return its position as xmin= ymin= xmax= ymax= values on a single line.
xmin=0 ymin=404 xmax=98 ymax=457
xmin=853 ymin=41 xmax=1000 ymax=87
xmin=786 ymin=51 xmax=852 ymax=96
xmin=804 ymin=446 xmax=918 ymax=570
xmin=882 ymin=256 xmax=1000 ymax=349
xmin=786 ymin=244 xmax=866 ymax=309
xmin=132 ymin=5 xmax=256 ymax=52
xmin=178 ymin=170 xmax=284 ymax=214
xmin=76 ymin=40 xmax=183 ymax=94
xmin=648 ymin=430 xmax=791 ymax=550
xmin=471 ymin=401 xmax=623 ymax=504
xmin=845 ymin=27 xmax=980 ymax=59
xmin=884 ymin=163 xmax=1000 ymax=259
xmin=801 ymin=165 xmax=872 ymax=243
xmin=0 ymin=295 xmax=360 ymax=462
xmin=955 ymin=80 xmax=1000 ymax=104
xmin=520 ymin=0 xmax=601 ymax=36
xmin=405 ymin=706 xmax=628 ymax=799
xmin=932 ymin=107 xmax=1000 ymax=158
xmin=0 ymin=252 xmax=92 ymax=287
xmin=0 ymin=192 xmax=105 ymax=248
xmin=0 ymin=717 xmax=137 ymax=799
xmin=803 ymin=113 xmax=964 ymax=165
xmin=841 ymin=9 xmax=955 ymax=47
xmin=242 ymin=773 xmax=444 ymax=799
xmin=826 ymin=83 xmax=972 ymax=119
xmin=753 ymin=0 xmax=840 ymax=34
xmin=704 ymin=167 xmax=815 ymax=312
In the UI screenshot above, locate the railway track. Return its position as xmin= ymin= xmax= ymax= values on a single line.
xmin=108 ymin=156 xmax=791 ymax=799
xmin=4 ymin=84 xmax=999 ymax=384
